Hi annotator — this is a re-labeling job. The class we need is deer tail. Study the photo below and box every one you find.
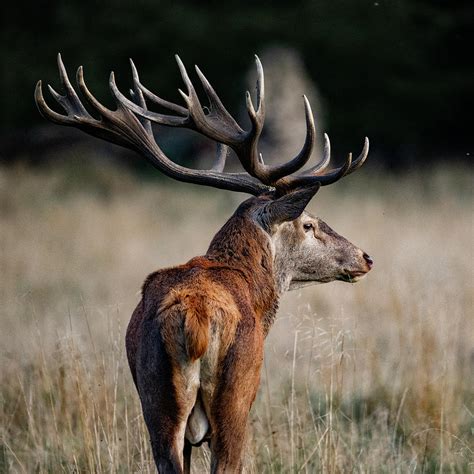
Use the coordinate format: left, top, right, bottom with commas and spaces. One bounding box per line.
183, 294, 210, 361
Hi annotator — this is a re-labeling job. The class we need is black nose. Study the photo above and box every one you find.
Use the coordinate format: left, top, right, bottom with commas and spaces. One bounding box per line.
363, 253, 374, 268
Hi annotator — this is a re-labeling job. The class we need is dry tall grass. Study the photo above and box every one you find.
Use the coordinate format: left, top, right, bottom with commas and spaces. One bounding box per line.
0, 162, 472, 472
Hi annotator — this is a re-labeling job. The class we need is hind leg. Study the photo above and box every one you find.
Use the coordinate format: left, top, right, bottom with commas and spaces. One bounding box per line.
137, 318, 199, 473
208, 321, 264, 473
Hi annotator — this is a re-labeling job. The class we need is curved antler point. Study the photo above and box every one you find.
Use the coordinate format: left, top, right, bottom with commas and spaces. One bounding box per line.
76, 67, 84, 85
346, 152, 353, 169
109, 71, 118, 89
245, 90, 256, 116
323, 133, 331, 149
56, 52, 64, 67
254, 55, 264, 73
56, 53, 66, 70
129, 59, 140, 84
34, 80, 45, 103
360, 137, 370, 156
303, 96, 313, 118
178, 88, 189, 101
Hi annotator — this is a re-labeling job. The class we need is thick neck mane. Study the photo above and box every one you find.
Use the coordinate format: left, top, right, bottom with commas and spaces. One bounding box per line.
204, 204, 279, 333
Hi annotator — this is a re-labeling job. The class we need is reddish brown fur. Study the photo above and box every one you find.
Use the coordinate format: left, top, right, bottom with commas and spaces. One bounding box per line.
158, 271, 241, 362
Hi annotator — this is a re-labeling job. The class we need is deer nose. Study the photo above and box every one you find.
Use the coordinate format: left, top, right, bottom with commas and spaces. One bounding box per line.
363, 253, 374, 268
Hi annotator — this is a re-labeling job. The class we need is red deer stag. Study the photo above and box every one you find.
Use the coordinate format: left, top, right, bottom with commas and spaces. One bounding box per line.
35, 54, 373, 473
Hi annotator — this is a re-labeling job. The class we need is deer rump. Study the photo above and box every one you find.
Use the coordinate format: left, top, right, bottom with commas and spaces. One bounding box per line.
133, 264, 245, 446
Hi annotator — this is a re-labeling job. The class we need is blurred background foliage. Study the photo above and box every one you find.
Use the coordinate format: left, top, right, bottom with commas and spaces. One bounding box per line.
1, 0, 472, 169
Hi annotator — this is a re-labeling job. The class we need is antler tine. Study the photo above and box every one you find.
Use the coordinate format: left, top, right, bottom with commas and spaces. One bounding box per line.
175, 55, 198, 103
244, 56, 265, 131
263, 95, 316, 181
254, 55, 264, 113
127, 60, 153, 136
239, 56, 266, 179
76, 65, 115, 120
345, 137, 369, 175
55, 53, 91, 117
305, 133, 331, 175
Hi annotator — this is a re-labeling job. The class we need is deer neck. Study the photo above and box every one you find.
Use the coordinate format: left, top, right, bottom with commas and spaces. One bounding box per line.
271, 229, 297, 295
206, 213, 279, 334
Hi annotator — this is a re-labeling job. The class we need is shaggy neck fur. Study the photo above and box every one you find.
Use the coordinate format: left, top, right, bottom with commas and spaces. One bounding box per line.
206, 205, 279, 334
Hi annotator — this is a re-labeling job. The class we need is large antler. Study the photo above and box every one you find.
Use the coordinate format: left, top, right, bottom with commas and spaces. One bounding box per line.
35, 54, 369, 196
35, 54, 270, 195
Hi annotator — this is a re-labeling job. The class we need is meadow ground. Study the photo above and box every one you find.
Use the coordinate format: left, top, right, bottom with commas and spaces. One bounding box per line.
0, 162, 472, 472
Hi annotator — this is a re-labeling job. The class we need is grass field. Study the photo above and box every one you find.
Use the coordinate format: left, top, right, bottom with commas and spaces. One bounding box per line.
0, 161, 472, 472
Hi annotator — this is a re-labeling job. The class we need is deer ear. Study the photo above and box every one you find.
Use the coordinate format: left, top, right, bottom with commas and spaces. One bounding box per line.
265, 184, 321, 225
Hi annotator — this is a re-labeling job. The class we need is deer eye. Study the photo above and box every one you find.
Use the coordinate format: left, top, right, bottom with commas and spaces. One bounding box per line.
303, 223, 314, 232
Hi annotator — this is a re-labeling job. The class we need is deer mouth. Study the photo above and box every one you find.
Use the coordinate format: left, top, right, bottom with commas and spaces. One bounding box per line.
337, 270, 369, 283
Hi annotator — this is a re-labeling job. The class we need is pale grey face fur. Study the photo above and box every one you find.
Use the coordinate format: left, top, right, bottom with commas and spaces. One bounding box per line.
269, 210, 373, 294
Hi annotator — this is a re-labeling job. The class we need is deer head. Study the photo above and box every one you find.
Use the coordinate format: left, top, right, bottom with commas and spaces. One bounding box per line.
268, 206, 373, 292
